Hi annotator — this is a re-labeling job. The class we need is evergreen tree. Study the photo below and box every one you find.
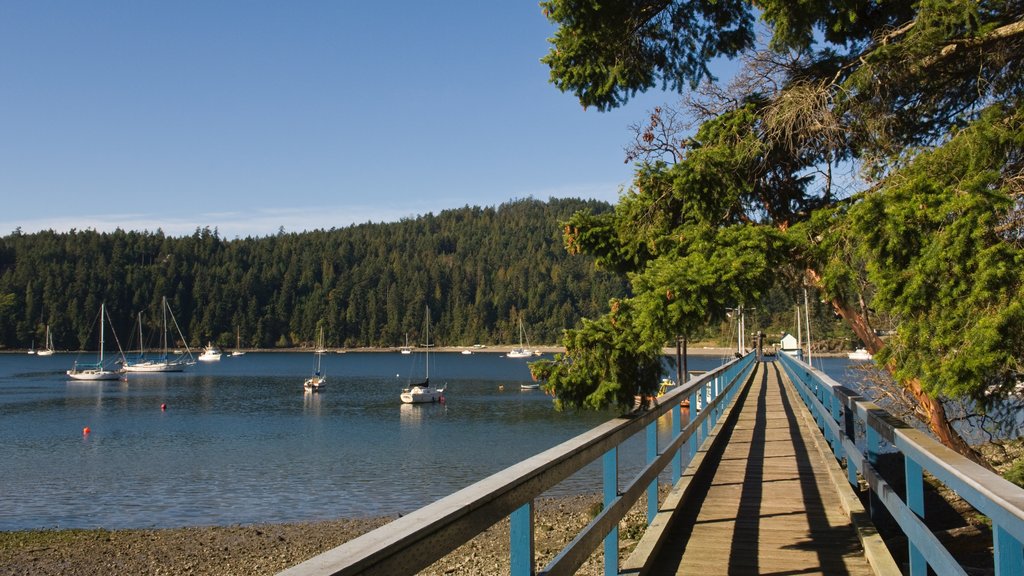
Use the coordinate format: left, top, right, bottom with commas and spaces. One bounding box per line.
537, 0, 1024, 460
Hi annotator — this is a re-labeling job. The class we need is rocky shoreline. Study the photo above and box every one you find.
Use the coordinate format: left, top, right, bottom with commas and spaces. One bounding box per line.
0, 493, 651, 576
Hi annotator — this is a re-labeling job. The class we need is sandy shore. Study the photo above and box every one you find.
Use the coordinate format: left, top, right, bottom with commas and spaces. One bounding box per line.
0, 493, 654, 576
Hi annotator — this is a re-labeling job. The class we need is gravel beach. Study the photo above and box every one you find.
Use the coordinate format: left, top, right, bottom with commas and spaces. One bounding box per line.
0, 493, 651, 576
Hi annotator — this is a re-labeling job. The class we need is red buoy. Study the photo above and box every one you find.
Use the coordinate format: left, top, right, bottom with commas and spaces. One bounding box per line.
161, 403, 167, 411
82, 426, 90, 435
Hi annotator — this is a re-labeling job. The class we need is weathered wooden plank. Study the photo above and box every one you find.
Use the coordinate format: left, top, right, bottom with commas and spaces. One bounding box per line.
646, 362, 877, 576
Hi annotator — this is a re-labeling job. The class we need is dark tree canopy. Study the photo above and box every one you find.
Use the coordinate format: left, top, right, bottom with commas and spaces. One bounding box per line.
0, 198, 626, 353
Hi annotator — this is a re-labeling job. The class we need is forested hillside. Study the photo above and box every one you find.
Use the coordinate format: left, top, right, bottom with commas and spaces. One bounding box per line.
0, 198, 628, 351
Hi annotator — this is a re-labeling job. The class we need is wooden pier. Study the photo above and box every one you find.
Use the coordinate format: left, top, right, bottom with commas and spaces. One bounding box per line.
280, 351, 1024, 576
632, 361, 890, 575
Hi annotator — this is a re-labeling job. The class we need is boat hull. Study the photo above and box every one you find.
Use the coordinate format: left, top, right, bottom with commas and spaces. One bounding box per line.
198, 347, 222, 362
67, 369, 121, 381
400, 386, 443, 403
123, 361, 190, 373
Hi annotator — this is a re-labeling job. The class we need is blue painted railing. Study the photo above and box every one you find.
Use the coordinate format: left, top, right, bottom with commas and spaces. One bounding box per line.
778, 352, 1024, 576
278, 352, 756, 576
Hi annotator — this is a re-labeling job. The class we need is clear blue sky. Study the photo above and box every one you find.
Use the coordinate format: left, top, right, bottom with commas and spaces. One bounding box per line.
1, 2, 675, 238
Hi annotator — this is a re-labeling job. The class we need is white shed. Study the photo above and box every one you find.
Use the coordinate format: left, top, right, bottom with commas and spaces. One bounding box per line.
780, 333, 799, 351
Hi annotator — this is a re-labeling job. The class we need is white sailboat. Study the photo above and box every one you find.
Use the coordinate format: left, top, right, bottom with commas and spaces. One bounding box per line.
506, 316, 533, 358
400, 309, 444, 403
400, 333, 412, 354
304, 327, 326, 392
36, 325, 55, 356
230, 328, 246, 357
123, 298, 195, 372
67, 303, 124, 381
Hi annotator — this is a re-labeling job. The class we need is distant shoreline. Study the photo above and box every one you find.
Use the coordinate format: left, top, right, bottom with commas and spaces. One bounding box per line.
2, 345, 851, 357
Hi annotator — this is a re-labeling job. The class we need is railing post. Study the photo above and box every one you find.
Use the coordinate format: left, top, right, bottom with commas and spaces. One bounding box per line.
866, 425, 883, 522
647, 420, 658, 523
813, 377, 825, 429
672, 402, 682, 483
713, 376, 722, 424
905, 457, 926, 576
995, 524, 1024, 575
701, 382, 710, 439
689, 389, 699, 453
510, 501, 535, 576
844, 401, 859, 489
603, 448, 618, 576
829, 395, 842, 459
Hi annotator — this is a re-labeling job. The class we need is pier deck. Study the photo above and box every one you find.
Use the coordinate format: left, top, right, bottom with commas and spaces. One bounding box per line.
644, 361, 877, 575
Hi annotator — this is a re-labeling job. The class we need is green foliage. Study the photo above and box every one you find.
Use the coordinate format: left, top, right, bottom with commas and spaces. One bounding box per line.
540, 0, 755, 110
1006, 458, 1024, 488
629, 224, 789, 342
0, 199, 627, 351
531, 298, 662, 412
849, 106, 1024, 401
542, 0, 1024, 433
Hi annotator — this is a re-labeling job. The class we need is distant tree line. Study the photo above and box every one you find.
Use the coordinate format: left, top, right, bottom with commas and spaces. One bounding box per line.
0, 198, 629, 351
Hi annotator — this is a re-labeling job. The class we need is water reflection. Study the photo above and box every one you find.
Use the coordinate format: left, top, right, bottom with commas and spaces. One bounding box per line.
302, 389, 322, 416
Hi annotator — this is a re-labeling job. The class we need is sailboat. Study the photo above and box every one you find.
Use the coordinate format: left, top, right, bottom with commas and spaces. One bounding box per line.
400, 333, 412, 354
400, 309, 444, 403
506, 316, 533, 358
67, 303, 124, 381
230, 327, 246, 357
123, 297, 195, 372
304, 327, 326, 392
36, 325, 55, 356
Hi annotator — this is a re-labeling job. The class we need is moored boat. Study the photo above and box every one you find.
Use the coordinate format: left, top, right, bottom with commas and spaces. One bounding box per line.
198, 343, 223, 362
304, 327, 326, 392
506, 316, 533, 358
67, 303, 124, 381
848, 348, 873, 361
36, 325, 55, 357
230, 327, 246, 357
400, 308, 444, 403
123, 298, 194, 373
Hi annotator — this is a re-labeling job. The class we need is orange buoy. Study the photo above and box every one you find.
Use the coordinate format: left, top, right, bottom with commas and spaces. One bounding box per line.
82, 426, 90, 435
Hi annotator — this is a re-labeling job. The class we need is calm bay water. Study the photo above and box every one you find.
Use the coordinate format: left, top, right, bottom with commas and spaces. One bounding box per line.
0, 351, 865, 531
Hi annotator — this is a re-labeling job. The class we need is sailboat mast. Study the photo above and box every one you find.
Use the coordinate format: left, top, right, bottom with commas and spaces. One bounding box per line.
137, 314, 144, 356
99, 303, 106, 365
162, 297, 169, 354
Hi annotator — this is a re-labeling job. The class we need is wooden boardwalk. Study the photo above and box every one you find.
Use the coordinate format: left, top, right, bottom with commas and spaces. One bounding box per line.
645, 361, 877, 575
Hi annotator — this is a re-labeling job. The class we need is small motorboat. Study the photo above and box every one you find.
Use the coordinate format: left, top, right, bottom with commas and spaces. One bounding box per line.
198, 342, 222, 362
848, 348, 873, 361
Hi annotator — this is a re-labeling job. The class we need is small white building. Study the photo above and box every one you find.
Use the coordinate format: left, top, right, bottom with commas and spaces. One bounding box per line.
780, 333, 802, 358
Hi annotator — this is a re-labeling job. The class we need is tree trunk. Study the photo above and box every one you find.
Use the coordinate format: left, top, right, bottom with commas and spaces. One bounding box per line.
826, 292, 990, 469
